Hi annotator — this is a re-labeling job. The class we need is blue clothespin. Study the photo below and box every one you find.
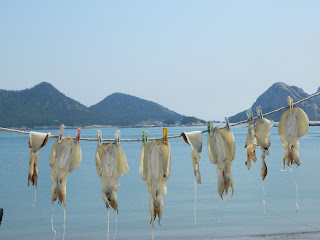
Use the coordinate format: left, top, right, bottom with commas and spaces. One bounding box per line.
207, 121, 213, 136
115, 130, 120, 145
142, 130, 148, 144
225, 117, 230, 129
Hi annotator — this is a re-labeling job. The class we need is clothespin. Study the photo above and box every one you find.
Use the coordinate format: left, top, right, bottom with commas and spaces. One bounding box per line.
287, 96, 293, 110
142, 130, 148, 144
207, 121, 213, 136
256, 106, 263, 118
115, 130, 120, 145
246, 109, 253, 121
58, 124, 65, 143
163, 127, 168, 145
96, 130, 103, 146
76, 128, 81, 143
225, 117, 230, 129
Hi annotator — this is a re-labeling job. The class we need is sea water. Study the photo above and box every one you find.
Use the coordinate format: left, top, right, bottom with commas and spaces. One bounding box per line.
0, 126, 319, 240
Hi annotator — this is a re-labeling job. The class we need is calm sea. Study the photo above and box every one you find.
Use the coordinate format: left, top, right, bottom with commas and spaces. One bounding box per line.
0, 126, 319, 240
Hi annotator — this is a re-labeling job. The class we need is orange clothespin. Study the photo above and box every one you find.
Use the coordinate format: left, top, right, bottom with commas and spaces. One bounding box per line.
58, 124, 65, 143
76, 128, 81, 143
163, 127, 168, 145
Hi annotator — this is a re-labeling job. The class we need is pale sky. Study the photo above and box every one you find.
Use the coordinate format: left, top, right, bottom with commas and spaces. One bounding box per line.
1, 0, 320, 121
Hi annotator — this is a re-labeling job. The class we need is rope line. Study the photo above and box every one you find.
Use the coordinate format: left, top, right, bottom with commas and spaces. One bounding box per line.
0, 91, 319, 142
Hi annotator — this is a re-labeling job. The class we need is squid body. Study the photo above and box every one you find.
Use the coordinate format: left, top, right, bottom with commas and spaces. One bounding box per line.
95, 142, 129, 213
208, 127, 235, 198
255, 116, 273, 180
278, 98, 309, 168
28, 131, 51, 187
49, 134, 82, 206
139, 140, 171, 227
181, 131, 202, 184
244, 119, 257, 170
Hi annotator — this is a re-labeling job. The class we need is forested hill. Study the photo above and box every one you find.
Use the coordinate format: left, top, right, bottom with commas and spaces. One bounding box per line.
0, 82, 110, 127
89, 92, 184, 126
0, 82, 198, 128
229, 82, 320, 122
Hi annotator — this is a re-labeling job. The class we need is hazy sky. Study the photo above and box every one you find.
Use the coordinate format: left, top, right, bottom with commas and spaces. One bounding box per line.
1, 1, 320, 121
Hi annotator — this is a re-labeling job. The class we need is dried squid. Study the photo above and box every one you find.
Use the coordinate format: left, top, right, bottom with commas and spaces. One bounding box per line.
95, 130, 129, 213
28, 131, 51, 187
255, 107, 273, 180
139, 139, 171, 228
244, 110, 257, 170
278, 97, 309, 168
49, 129, 82, 206
181, 131, 202, 184
207, 126, 235, 198
181, 131, 202, 224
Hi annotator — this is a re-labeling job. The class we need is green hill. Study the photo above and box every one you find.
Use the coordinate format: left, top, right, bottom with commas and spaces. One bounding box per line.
0, 82, 110, 127
229, 82, 320, 122
0, 82, 194, 127
89, 92, 184, 125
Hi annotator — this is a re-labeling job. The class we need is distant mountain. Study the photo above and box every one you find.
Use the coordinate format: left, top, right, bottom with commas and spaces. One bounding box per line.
229, 82, 320, 122
0, 82, 192, 127
90, 92, 184, 125
0, 82, 109, 127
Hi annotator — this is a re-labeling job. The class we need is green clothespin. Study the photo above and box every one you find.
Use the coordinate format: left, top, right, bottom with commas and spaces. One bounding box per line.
142, 130, 148, 144
207, 121, 213, 136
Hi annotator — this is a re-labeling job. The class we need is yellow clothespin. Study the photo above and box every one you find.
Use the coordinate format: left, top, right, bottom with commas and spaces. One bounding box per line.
76, 128, 81, 143
58, 124, 65, 143
287, 96, 293, 110
142, 130, 148, 144
115, 130, 120, 145
163, 127, 168, 145
96, 130, 103, 146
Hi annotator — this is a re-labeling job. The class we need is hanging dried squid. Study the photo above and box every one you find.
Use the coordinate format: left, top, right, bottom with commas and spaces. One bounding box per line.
207, 122, 235, 198
244, 110, 257, 170
278, 97, 309, 169
181, 131, 202, 184
28, 131, 51, 187
49, 129, 82, 206
255, 107, 273, 180
95, 130, 129, 213
139, 139, 171, 228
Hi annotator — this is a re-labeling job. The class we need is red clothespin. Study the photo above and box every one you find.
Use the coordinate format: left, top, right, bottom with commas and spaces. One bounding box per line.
76, 128, 81, 143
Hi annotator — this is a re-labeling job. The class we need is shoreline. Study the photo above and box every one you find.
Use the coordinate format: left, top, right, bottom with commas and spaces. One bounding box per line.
6, 121, 320, 131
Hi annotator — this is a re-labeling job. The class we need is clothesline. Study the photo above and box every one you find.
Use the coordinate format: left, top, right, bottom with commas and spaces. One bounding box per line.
0, 91, 319, 142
